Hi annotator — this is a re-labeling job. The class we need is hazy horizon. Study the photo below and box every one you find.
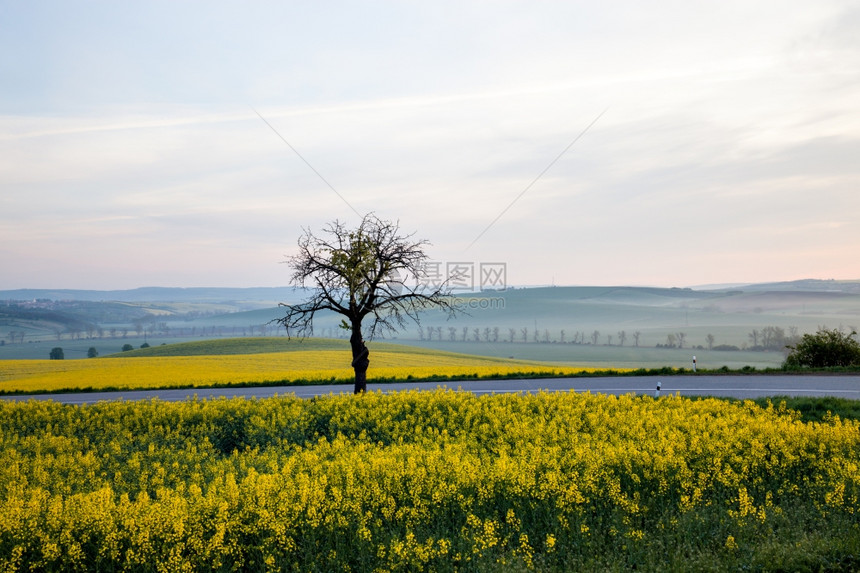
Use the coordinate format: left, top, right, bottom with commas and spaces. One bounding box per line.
2, 2, 858, 291
2, 278, 858, 296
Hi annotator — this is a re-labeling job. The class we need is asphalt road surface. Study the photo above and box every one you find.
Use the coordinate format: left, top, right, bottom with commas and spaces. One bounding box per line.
2, 375, 859, 405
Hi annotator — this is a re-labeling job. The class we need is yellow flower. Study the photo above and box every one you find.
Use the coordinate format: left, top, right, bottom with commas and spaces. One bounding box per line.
725, 535, 738, 550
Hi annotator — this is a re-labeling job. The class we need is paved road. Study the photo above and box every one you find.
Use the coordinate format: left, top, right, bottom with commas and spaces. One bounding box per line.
2, 375, 858, 405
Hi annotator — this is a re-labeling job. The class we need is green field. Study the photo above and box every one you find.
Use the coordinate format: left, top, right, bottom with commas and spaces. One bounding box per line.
118, 337, 785, 370
404, 340, 786, 369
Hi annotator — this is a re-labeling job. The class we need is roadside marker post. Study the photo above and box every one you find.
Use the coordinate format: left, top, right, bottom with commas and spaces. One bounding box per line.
692, 356, 697, 372
655, 381, 661, 398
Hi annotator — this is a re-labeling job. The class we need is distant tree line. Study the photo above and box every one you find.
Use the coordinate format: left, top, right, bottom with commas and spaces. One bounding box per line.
6, 331, 27, 344
1, 301, 265, 344
416, 326, 649, 346
746, 326, 802, 352
412, 324, 852, 353
5, 321, 285, 344
1, 306, 97, 342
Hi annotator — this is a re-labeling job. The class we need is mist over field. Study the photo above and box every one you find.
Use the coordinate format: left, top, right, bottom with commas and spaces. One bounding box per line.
3, 279, 859, 369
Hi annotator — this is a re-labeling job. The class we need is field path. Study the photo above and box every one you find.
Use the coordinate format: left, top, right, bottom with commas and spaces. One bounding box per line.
2, 374, 858, 404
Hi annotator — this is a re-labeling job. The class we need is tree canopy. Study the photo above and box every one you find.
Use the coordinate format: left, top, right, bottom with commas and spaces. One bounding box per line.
783, 327, 860, 368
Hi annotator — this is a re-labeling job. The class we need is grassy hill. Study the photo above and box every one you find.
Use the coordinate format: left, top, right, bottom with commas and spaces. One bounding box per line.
111, 337, 469, 358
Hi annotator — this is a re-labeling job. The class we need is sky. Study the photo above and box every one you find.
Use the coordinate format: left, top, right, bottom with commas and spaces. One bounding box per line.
1, 0, 858, 290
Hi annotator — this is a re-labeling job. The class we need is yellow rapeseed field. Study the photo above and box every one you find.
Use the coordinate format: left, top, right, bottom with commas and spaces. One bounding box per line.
0, 391, 858, 571
0, 350, 600, 393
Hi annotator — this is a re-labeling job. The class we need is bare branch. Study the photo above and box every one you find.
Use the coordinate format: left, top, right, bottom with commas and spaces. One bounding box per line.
273, 213, 461, 341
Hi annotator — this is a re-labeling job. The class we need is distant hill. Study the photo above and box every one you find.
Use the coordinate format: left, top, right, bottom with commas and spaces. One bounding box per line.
3, 279, 860, 364
4, 279, 859, 304
736, 279, 860, 294
0, 286, 304, 304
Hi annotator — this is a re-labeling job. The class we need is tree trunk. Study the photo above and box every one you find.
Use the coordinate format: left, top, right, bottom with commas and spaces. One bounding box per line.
350, 322, 369, 394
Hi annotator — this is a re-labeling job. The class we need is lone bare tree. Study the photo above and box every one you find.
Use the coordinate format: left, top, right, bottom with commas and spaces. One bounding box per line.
275, 214, 459, 393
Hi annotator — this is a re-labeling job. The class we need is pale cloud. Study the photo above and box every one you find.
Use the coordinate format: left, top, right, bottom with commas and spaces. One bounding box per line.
1, 0, 858, 289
